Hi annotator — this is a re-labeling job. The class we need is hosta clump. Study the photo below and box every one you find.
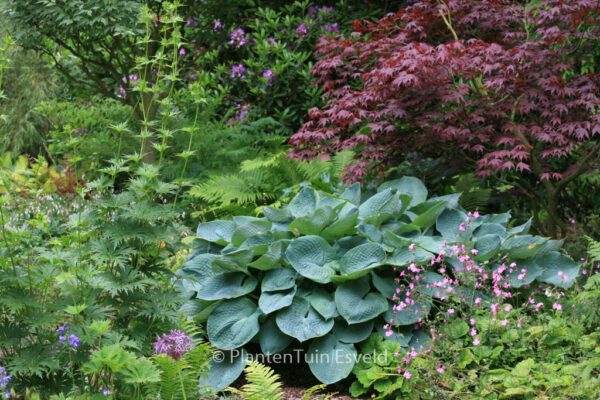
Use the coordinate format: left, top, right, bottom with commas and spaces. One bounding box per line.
176, 177, 580, 389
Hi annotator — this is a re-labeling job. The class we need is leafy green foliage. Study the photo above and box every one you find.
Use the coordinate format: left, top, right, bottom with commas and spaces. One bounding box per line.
178, 177, 580, 387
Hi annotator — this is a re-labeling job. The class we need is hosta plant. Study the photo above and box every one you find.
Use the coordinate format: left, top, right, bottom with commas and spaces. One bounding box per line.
177, 177, 580, 389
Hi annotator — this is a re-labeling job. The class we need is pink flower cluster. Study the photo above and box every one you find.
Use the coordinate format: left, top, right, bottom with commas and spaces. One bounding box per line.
153, 330, 193, 360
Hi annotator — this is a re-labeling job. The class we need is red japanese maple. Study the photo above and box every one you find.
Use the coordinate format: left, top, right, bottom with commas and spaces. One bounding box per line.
290, 0, 600, 235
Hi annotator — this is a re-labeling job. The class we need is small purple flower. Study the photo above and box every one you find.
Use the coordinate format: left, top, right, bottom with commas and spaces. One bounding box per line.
268, 37, 276, 45
118, 85, 127, 97
296, 23, 309, 37
57, 325, 68, 335
179, 47, 187, 57
68, 334, 80, 348
153, 330, 193, 360
229, 28, 247, 48
3, 390, 9, 399
213, 20, 223, 31
262, 69, 275, 85
323, 22, 339, 33
0, 367, 11, 389
232, 103, 249, 122
102, 387, 110, 396
231, 64, 246, 79
186, 18, 197, 28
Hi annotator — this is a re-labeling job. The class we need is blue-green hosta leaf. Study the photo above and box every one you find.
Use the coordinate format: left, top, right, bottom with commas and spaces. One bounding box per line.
258, 317, 293, 355
412, 236, 446, 253
371, 271, 397, 299
502, 235, 548, 259
276, 297, 334, 342
410, 201, 447, 228
261, 267, 297, 292
479, 212, 511, 226
378, 176, 427, 207
536, 251, 580, 288
289, 187, 318, 218
358, 223, 383, 243
307, 335, 357, 384
508, 218, 532, 235
181, 253, 219, 279
358, 189, 394, 223
333, 320, 374, 344
263, 206, 291, 223
419, 271, 449, 299
409, 329, 432, 352
335, 276, 388, 324
231, 217, 272, 247
377, 326, 413, 347
259, 287, 296, 314
474, 234, 502, 262
179, 299, 220, 323
197, 272, 258, 301
337, 243, 386, 279
387, 247, 434, 266
207, 298, 261, 350
240, 234, 274, 255
321, 206, 359, 241
341, 182, 361, 206
536, 239, 565, 256
213, 248, 253, 273
428, 193, 461, 209
474, 223, 508, 239
197, 220, 235, 245
308, 288, 338, 319
384, 295, 431, 326
285, 236, 336, 283
250, 240, 289, 271
199, 349, 247, 392
436, 209, 471, 242
289, 206, 337, 236
504, 259, 543, 288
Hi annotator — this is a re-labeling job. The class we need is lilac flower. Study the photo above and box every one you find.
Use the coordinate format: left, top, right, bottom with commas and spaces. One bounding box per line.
231, 64, 246, 79
68, 334, 80, 349
229, 28, 247, 47
153, 330, 193, 360
296, 23, 309, 37
186, 18, 197, 28
213, 20, 223, 31
232, 103, 249, 122
179, 47, 187, 57
268, 37, 276, 45
0, 367, 11, 389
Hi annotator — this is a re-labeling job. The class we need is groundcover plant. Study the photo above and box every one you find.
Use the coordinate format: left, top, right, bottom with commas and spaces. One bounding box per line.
176, 177, 580, 389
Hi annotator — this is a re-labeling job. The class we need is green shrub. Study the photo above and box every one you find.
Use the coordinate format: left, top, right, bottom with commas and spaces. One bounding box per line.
177, 177, 580, 389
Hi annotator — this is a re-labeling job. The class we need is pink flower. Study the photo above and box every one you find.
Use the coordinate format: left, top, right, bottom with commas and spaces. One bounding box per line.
447, 308, 455, 314
470, 328, 477, 336
403, 370, 412, 379
474, 297, 482, 305
469, 318, 476, 325
553, 303, 562, 311
504, 304, 512, 312
501, 319, 509, 326
458, 223, 466, 231
408, 243, 416, 251
153, 330, 193, 359
437, 365, 445, 374
472, 337, 480, 346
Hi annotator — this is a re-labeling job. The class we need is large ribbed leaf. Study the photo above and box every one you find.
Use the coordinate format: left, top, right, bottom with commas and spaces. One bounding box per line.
502, 235, 548, 259
378, 176, 428, 206
333, 320, 374, 344
335, 276, 388, 324
537, 251, 580, 288
289, 187, 317, 218
337, 243, 386, 279
197, 220, 235, 245
261, 267, 296, 292
250, 240, 288, 271
384, 295, 431, 326
207, 298, 261, 350
285, 236, 336, 283
199, 349, 247, 392
436, 208, 471, 241
258, 317, 293, 355
259, 288, 296, 314
196, 272, 257, 301
275, 297, 334, 342
307, 335, 357, 384
307, 288, 338, 319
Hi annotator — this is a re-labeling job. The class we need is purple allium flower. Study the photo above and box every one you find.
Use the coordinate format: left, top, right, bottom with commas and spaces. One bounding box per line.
213, 20, 223, 31
268, 37, 276, 45
153, 330, 193, 360
231, 64, 246, 79
186, 18, 197, 28
229, 28, 247, 48
179, 47, 187, 57
68, 334, 80, 348
296, 23, 309, 37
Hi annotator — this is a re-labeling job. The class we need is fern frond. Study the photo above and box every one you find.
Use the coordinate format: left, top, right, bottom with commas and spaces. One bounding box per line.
302, 384, 336, 400
235, 361, 283, 400
586, 236, 600, 263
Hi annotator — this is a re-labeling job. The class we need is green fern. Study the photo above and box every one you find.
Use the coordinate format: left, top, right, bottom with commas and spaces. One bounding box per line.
453, 173, 492, 212
229, 361, 284, 400
586, 236, 600, 263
